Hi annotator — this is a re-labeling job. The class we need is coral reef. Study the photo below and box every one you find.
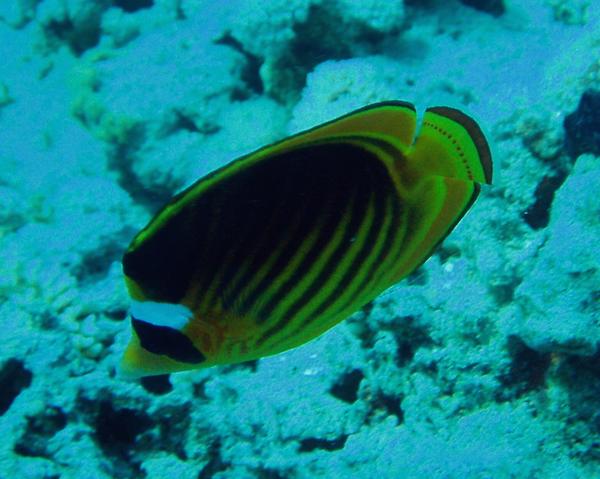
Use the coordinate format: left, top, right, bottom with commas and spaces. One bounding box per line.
564, 89, 600, 158
0, 0, 598, 477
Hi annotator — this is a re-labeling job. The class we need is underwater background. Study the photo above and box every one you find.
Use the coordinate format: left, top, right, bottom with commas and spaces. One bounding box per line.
1, 0, 599, 478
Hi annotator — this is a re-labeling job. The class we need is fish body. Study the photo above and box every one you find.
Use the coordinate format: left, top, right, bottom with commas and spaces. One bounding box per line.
121, 101, 492, 377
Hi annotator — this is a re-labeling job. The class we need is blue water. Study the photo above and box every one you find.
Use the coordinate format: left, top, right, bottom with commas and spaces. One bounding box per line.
0, 1, 599, 478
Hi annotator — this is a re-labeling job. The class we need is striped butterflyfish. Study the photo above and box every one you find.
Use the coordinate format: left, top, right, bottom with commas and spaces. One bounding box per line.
120, 101, 492, 377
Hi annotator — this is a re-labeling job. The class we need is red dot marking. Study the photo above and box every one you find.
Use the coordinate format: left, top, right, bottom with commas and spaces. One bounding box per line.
424, 121, 473, 180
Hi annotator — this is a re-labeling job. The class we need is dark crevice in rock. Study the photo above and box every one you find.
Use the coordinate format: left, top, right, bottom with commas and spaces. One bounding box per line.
38, 312, 58, 330
291, 4, 392, 67
559, 350, 600, 381
114, 0, 154, 13
291, 6, 352, 64
299, 434, 348, 453
436, 244, 462, 263
489, 279, 520, 307
78, 394, 192, 477
369, 392, 404, 425
0, 359, 33, 416
171, 110, 202, 134
166, 109, 220, 136
215, 34, 264, 98
14, 407, 67, 458
330, 369, 364, 404
582, 290, 600, 313
497, 336, 551, 401
88, 400, 150, 478
406, 267, 427, 286
109, 144, 174, 213
221, 360, 259, 374
105, 309, 128, 321
521, 173, 566, 230
101, 123, 174, 213
192, 379, 209, 400
44, 17, 101, 56
394, 317, 433, 367
360, 300, 375, 317
274, 5, 353, 102
352, 312, 432, 364
553, 351, 600, 456
198, 440, 229, 479
94, 400, 153, 458
460, 0, 505, 16
140, 374, 173, 395
259, 4, 393, 103
255, 468, 288, 479
564, 89, 600, 159
405, 0, 439, 7
156, 406, 191, 460
74, 240, 124, 283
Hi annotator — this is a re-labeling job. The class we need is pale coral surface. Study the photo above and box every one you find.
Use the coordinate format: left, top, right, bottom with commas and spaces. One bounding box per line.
0, 1, 599, 478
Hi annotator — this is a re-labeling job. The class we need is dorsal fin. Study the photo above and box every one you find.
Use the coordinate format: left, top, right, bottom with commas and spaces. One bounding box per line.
281, 101, 417, 150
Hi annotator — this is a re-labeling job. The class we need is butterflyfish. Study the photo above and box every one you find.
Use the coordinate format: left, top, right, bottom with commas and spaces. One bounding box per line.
120, 101, 492, 377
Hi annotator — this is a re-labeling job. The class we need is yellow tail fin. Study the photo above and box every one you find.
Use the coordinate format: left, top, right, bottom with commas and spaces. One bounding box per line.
406, 106, 492, 185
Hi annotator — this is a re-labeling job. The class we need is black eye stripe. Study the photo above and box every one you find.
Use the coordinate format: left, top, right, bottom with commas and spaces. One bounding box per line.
132, 317, 205, 365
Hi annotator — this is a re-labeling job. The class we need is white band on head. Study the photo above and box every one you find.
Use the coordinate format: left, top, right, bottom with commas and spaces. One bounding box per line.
130, 300, 193, 331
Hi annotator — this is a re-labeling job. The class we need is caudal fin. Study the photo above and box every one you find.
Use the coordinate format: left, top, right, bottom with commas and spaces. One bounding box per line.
407, 106, 492, 185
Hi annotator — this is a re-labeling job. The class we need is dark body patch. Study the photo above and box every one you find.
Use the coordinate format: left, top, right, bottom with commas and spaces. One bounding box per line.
122, 142, 399, 318
132, 318, 205, 364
